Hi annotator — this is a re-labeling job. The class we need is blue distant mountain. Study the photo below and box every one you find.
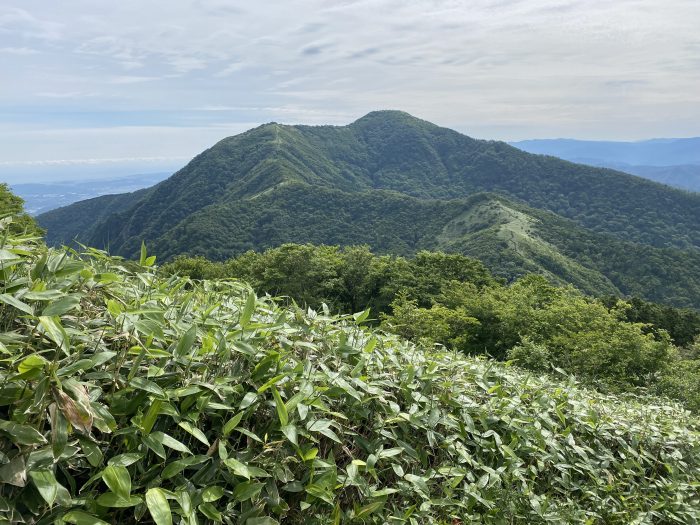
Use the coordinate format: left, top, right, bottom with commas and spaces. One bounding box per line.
510, 137, 700, 166
510, 137, 700, 192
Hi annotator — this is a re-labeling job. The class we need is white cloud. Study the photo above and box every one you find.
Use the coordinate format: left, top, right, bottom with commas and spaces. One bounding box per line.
108, 75, 162, 85
0, 46, 39, 55
0, 0, 699, 175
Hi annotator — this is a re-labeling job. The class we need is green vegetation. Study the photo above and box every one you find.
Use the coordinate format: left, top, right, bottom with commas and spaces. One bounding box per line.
0, 183, 43, 237
599, 295, 700, 347
38, 111, 700, 308
36, 186, 153, 248
163, 243, 700, 412
2, 220, 700, 524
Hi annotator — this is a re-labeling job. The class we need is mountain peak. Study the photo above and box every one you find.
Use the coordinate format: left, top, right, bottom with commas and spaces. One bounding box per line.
351, 110, 433, 128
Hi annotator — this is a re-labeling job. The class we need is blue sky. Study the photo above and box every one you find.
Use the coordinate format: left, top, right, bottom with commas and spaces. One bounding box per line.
1, 0, 699, 182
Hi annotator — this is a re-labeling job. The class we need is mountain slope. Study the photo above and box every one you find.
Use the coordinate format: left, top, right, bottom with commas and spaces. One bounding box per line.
511, 137, 700, 166
511, 137, 700, 192
620, 164, 700, 192
37, 111, 700, 307
37, 186, 155, 247
3, 219, 700, 523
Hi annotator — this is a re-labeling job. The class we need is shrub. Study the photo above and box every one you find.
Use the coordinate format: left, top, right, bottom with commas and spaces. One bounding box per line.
0, 222, 699, 524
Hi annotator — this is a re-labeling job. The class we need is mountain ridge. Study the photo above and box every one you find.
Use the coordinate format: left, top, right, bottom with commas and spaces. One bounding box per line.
38, 111, 700, 307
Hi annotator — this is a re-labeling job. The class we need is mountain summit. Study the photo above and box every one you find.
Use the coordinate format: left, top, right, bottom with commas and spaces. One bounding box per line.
38, 111, 700, 307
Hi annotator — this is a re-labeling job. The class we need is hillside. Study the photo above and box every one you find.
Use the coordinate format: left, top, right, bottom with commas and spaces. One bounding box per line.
511, 137, 700, 192
37, 186, 155, 248
12, 173, 170, 215
1, 217, 699, 523
511, 137, 700, 166
38, 111, 700, 307
620, 164, 700, 192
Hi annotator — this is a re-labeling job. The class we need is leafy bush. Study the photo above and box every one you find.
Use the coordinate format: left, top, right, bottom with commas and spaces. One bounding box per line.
165, 246, 700, 410
506, 338, 551, 371
1, 222, 700, 524
0, 183, 43, 237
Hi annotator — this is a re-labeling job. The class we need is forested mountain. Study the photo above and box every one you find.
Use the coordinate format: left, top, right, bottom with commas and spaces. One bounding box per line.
38, 111, 700, 307
617, 164, 700, 192
511, 137, 700, 192
4, 162, 700, 524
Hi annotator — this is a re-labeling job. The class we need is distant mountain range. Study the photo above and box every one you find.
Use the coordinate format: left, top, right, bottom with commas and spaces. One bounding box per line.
11, 173, 171, 215
38, 111, 700, 308
511, 137, 700, 192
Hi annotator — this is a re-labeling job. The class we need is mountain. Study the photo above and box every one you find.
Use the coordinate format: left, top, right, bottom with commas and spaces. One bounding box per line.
510, 137, 700, 166
617, 164, 700, 192
573, 162, 700, 193
38, 111, 700, 307
511, 137, 700, 192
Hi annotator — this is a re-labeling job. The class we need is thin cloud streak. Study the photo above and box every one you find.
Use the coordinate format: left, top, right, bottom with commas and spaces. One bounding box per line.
0, 156, 191, 167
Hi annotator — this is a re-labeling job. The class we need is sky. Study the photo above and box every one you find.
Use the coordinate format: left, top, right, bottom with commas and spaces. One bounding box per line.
1, 0, 699, 183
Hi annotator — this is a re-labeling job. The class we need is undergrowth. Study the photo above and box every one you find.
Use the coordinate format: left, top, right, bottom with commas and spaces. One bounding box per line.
0, 219, 699, 524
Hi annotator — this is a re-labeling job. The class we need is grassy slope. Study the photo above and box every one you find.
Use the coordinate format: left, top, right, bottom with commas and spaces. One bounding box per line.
435, 197, 621, 296
1, 222, 699, 524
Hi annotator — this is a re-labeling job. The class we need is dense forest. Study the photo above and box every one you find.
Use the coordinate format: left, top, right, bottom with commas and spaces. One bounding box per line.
38, 112, 700, 309
163, 243, 700, 412
1, 188, 700, 523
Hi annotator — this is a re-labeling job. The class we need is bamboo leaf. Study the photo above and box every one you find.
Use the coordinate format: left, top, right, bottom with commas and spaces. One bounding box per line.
17, 353, 48, 379
146, 488, 173, 525
233, 481, 264, 502
178, 421, 210, 446
129, 377, 166, 398
174, 325, 197, 358
42, 295, 81, 317
62, 510, 110, 525
96, 493, 142, 507
29, 469, 59, 506
38, 315, 69, 354
0, 419, 47, 445
0, 293, 33, 315
102, 465, 131, 500
223, 411, 244, 435
0, 455, 26, 487
271, 387, 288, 427
239, 291, 256, 328
151, 431, 192, 454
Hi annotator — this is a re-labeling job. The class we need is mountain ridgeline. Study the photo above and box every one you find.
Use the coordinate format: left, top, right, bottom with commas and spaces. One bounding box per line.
38, 111, 700, 307
511, 137, 700, 192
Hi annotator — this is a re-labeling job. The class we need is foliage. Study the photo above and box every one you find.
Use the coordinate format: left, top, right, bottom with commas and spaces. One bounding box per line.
655, 355, 700, 413
389, 276, 676, 393
380, 293, 480, 352
0, 183, 43, 237
162, 243, 700, 410
1, 222, 700, 523
600, 295, 700, 347
164, 245, 497, 316
38, 111, 700, 308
